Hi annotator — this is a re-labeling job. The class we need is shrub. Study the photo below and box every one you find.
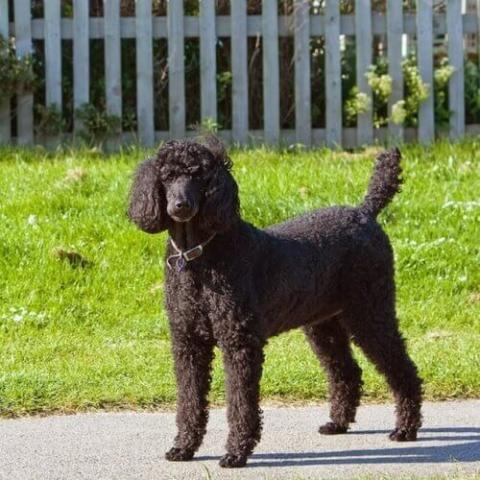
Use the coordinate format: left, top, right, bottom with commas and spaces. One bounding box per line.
0, 35, 38, 102
75, 104, 122, 145
400, 56, 430, 127
34, 104, 66, 137
345, 87, 370, 125
366, 58, 392, 127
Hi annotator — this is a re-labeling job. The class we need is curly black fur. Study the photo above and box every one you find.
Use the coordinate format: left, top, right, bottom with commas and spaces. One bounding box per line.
128, 138, 422, 468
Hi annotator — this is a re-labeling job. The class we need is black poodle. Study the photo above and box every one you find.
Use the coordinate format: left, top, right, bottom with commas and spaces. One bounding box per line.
128, 137, 422, 468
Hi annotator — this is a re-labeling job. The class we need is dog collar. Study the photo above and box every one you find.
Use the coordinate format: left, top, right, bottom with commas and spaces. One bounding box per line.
167, 234, 216, 271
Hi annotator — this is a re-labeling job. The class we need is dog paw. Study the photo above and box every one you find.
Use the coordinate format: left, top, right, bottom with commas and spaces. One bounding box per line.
165, 447, 194, 462
319, 422, 348, 435
219, 453, 247, 468
389, 428, 417, 442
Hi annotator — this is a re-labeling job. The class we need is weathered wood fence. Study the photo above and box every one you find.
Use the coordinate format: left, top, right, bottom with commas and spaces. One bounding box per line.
1, 1, 480, 148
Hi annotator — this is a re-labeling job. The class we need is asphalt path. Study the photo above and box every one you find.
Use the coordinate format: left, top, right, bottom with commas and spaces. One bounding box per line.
1, 401, 479, 479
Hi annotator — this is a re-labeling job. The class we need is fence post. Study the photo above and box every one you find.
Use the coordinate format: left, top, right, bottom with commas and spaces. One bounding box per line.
325, 0, 342, 148
477, 0, 480, 65
0, 0, 10, 143
44, 0, 62, 145
14, 0, 34, 145
417, 0, 434, 143
355, 0, 373, 147
262, 0, 280, 145
136, 0, 155, 147
387, 0, 404, 143
168, 0, 186, 139
104, 0, 122, 136
199, 0, 217, 125
447, 0, 465, 139
73, 0, 89, 134
294, 0, 311, 146
231, 0, 248, 144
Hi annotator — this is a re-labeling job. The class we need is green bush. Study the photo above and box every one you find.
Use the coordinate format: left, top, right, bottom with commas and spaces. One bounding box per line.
0, 36, 38, 102
34, 104, 67, 137
74, 104, 122, 145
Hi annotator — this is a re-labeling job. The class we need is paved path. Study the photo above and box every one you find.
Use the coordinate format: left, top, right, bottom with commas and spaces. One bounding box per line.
0, 401, 479, 480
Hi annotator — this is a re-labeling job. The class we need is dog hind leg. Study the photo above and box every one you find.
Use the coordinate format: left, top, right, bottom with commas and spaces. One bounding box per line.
343, 301, 423, 441
304, 317, 363, 434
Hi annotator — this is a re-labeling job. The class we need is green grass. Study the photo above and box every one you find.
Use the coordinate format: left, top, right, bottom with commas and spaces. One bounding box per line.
0, 140, 479, 415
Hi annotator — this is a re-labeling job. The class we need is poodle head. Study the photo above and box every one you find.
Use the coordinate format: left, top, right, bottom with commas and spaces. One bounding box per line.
128, 136, 240, 234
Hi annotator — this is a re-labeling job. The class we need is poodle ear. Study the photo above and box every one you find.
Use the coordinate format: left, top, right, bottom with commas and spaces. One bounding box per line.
201, 167, 239, 233
128, 158, 168, 234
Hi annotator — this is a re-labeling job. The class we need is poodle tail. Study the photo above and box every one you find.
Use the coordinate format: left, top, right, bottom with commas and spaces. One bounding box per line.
360, 147, 402, 217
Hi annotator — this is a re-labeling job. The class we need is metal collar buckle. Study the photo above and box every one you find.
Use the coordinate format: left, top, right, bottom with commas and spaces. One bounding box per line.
183, 245, 204, 261
166, 234, 216, 271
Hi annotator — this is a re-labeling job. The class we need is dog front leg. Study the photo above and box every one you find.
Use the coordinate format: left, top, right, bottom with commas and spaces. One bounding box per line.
165, 336, 214, 462
219, 341, 264, 468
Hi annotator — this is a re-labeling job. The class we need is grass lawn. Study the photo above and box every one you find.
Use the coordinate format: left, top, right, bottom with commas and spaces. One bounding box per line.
0, 140, 479, 416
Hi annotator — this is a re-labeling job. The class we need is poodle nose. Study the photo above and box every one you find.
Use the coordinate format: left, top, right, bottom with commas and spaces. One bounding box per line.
175, 200, 190, 210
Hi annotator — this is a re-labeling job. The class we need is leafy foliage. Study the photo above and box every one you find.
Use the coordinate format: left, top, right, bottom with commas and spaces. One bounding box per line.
345, 87, 370, 125
464, 60, 480, 124
34, 104, 67, 137
347, 55, 461, 129
366, 58, 392, 127
0, 36, 38, 102
434, 59, 456, 129
401, 56, 430, 126
74, 104, 122, 145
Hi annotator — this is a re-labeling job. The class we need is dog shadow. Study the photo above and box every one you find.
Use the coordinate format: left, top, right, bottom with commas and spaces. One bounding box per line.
197, 427, 480, 468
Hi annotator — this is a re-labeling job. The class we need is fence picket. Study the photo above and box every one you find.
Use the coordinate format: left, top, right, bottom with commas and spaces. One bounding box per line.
44, 0, 62, 110
104, 0, 122, 122
168, 0, 186, 138
0, 0, 10, 143
417, 0, 435, 143
231, 0, 248, 144
325, 0, 342, 148
387, 0, 404, 142
73, 0, 89, 133
136, 0, 155, 147
199, 0, 217, 124
447, 0, 465, 139
14, 0, 34, 144
294, 0, 311, 146
262, 0, 280, 145
478, 0, 480, 62
355, 0, 373, 146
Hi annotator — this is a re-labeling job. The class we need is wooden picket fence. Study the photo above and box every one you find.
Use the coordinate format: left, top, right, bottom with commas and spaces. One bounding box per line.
1, 0, 480, 148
